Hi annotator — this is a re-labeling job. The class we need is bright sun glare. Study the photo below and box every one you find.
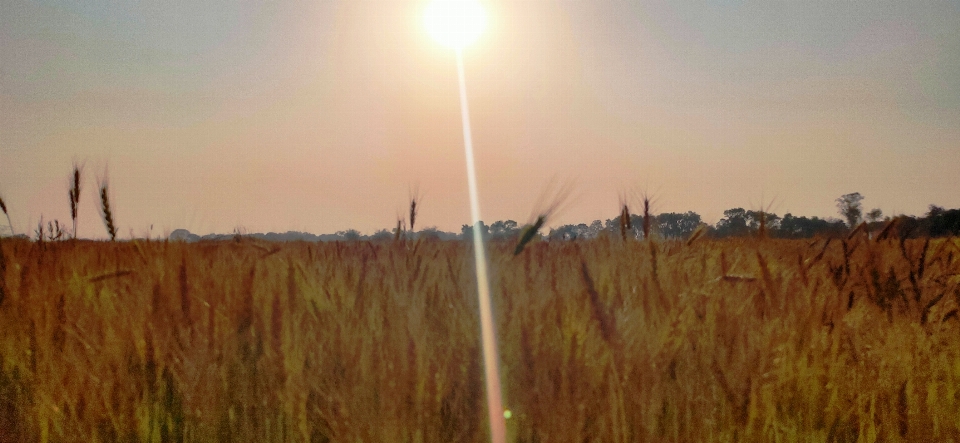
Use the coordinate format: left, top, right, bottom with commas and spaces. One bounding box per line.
424, 0, 487, 49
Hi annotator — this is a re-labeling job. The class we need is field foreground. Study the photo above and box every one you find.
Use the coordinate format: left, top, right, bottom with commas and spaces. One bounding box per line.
1, 236, 960, 442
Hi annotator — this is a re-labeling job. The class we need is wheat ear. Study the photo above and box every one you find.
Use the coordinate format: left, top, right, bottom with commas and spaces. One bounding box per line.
69, 164, 82, 239
514, 179, 575, 255
99, 181, 117, 241
641, 193, 652, 240
0, 196, 13, 236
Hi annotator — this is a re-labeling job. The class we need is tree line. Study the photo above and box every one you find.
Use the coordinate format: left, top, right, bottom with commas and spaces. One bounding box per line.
156, 193, 958, 243
461, 192, 960, 241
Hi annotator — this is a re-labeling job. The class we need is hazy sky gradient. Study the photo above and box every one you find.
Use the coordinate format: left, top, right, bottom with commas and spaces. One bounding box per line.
2, 0, 959, 237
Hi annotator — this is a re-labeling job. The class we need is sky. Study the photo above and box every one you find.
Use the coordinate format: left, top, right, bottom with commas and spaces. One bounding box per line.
2, 0, 959, 238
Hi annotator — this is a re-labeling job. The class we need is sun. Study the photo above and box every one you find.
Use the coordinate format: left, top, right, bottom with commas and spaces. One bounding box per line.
424, 0, 487, 50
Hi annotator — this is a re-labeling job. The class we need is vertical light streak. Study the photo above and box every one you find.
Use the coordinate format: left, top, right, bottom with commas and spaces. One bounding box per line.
456, 48, 506, 443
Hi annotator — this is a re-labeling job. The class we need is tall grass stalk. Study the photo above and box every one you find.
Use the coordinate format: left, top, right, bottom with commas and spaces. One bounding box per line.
619, 204, 631, 242
0, 230, 5, 305
686, 224, 706, 246
875, 218, 899, 241
99, 178, 117, 241
0, 195, 12, 236
640, 192, 652, 240
409, 186, 421, 234
394, 217, 405, 243
758, 210, 767, 239
514, 180, 574, 255
69, 163, 82, 239
34, 216, 44, 243
756, 197, 776, 240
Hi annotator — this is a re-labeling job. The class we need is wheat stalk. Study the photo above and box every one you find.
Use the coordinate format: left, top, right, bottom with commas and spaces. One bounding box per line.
686, 224, 706, 246
394, 216, 405, 243
640, 192, 652, 240
620, 205, 631, 241
99, 179, 117, 241
617, 191, 632, 243
409, 185, 421, 234
755, 196, 777, 239
69, 163, 83, 239
846, 221, 868, 240
514, 216, 545, 255
514, 179, 575, 255
0, 225, 6, 304
34, 216, 45, 243
616, 191, 632, 242
580, 260, 617, 345
758, 211, 767, 239
0, 195, 13, 236
409, 199, 418, 234
874, 217, 899, 242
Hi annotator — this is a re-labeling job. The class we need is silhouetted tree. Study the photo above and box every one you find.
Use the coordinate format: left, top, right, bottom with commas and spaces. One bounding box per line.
925, 205, 960, 237
836, 192, 864, 228
775, 214, 848, 238
460, 221, 491, 241
603, 217, 620, 233
745, 210, 780, 234
866, 208, 884, 223
714, 208, 750, 238
417, 226, 453, 241
588, 220, 604, 238
335, 229, 362, 241
548, 224, 577, 240
548, 223, 595, 240
656, 212, 703, 238
893, 215, 922, 238
601, 214, 646, 239
369, 229, 393, 242
488, 220, 520, 239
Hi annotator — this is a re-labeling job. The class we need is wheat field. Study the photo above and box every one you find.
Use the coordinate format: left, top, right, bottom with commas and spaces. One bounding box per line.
1, 235, 959, 442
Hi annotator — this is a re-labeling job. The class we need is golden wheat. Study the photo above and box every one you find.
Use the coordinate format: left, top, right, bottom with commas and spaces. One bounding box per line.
0, 236, 958, 441
98, 180, 117, 241
514, 180, 574, 255
0, 195, 12, 236
69, 164, 82, 239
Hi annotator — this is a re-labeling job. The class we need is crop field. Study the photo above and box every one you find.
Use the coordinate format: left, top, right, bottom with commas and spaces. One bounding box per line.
1, 235, 960, 442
